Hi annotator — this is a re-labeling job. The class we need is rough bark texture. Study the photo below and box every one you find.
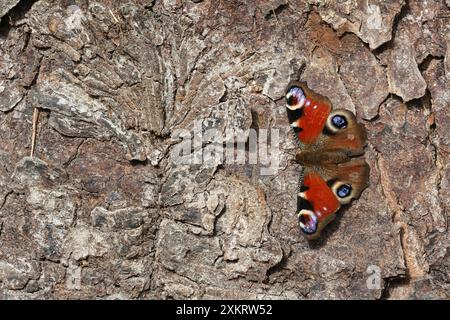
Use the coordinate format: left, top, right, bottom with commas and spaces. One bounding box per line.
0, 0, 448, 299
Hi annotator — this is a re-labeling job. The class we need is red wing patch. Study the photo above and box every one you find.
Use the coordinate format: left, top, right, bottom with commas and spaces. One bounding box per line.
296, 99, 331, 144
302, 171, 340, 221
285, 82, 332, 145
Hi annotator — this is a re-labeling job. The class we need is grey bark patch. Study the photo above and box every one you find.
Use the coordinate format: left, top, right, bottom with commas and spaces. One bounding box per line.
0, 0, 21, 22
307, 0, 405, 50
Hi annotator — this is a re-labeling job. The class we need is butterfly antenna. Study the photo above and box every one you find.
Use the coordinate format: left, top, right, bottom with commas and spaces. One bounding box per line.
297, 166, 305, 194
298, 62, 306, 79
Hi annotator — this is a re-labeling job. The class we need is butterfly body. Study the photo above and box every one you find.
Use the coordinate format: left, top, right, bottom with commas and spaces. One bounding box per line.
285, 81, 370, 240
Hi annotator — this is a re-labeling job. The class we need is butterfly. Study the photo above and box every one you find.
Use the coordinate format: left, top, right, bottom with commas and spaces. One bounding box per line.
285, 81, 370, 240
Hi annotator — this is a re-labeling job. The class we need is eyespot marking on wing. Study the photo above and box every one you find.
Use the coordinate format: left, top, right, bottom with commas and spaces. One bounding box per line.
286, 86, 307, 110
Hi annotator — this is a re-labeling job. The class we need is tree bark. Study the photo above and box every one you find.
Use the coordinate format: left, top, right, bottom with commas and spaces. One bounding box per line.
0, 0, 448, 299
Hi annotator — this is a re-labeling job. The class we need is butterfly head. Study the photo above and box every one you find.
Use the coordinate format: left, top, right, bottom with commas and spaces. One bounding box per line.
285, 85, 307, 110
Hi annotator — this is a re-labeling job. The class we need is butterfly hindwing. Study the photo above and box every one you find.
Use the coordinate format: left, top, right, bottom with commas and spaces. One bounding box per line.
320, 158, 370, 205
319, 109, 367, 156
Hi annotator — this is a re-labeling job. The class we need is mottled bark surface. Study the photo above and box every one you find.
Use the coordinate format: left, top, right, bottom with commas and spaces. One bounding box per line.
0, 0, 448, 299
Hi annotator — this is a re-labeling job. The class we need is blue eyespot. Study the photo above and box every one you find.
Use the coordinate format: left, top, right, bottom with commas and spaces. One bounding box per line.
331, 115, 347, 129
337, 184, 352, 198
286, 86, 305, 107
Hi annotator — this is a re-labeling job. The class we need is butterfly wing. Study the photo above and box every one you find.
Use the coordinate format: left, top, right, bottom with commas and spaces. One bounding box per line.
285, 81, 370, 239
285, 81, 366, 155
285, 81, 332, 145
319, 109, 367, 156
297, 159, 370, 240
296, 170, 340, 239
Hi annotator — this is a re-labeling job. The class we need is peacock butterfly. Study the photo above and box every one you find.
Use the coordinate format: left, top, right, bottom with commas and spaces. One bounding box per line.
285, 81, 370, 240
